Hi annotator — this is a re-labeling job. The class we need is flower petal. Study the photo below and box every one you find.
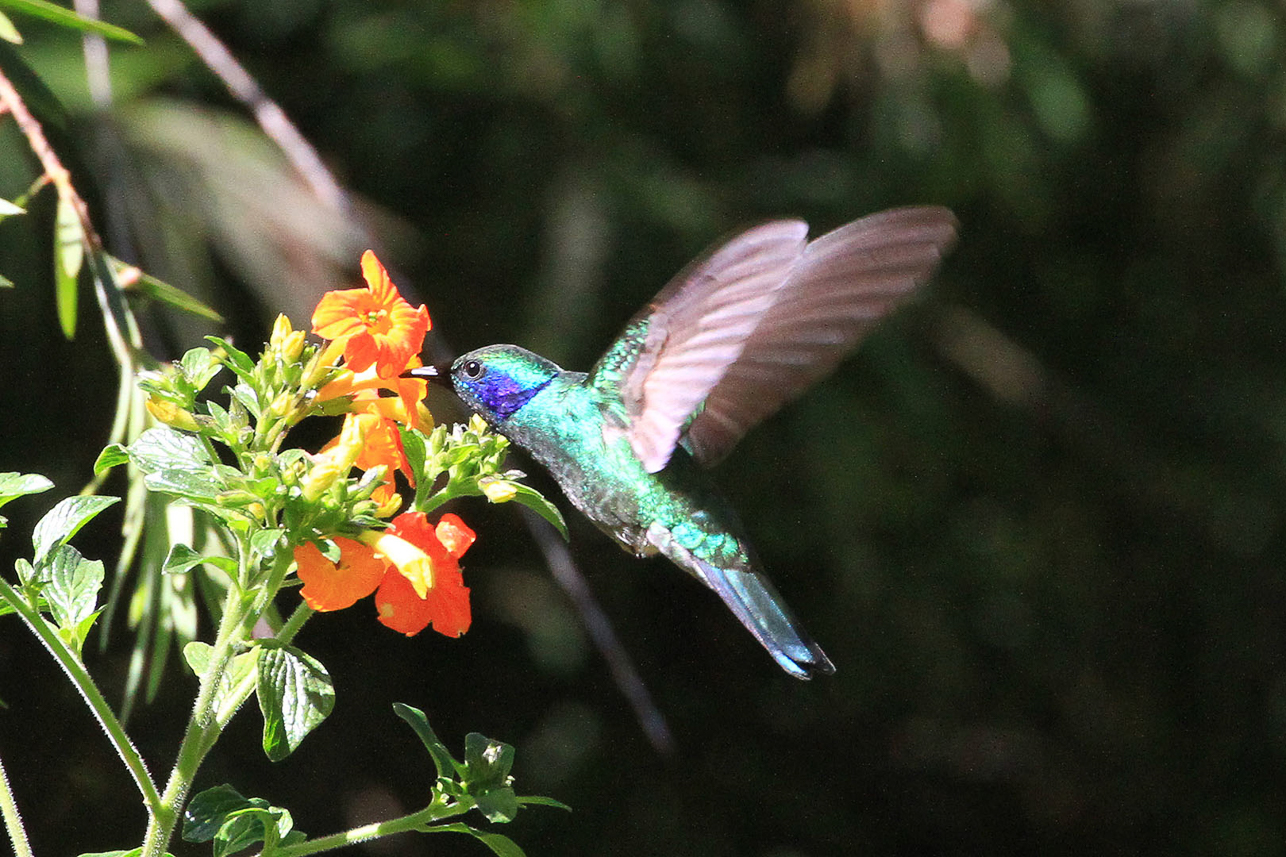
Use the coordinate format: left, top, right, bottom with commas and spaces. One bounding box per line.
295, 537, 385, 611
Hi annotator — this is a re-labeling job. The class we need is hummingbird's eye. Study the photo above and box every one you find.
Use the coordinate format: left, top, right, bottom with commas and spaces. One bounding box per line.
462, 360, 485, 380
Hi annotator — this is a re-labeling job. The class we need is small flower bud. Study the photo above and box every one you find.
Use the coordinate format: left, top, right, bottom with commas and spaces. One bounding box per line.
145, 397, 200, 432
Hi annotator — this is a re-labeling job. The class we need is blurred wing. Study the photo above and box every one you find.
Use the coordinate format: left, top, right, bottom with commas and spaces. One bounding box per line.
684, 206, 958, 466
590, 220, 810, 472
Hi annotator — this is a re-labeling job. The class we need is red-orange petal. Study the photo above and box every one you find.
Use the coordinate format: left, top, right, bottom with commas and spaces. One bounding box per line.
295, 537, 386, 611
435, 514, 476, 559
374, 562, 471, 638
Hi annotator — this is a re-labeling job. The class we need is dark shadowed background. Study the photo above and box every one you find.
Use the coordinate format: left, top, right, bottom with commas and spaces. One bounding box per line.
3, 0, 1286, 854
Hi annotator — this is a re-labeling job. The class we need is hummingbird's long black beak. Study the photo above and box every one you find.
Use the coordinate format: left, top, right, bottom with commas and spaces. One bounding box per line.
403, 363, 453, 386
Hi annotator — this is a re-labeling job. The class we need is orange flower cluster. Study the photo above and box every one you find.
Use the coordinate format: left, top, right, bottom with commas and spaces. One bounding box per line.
296, 251, 476, 638
296, 512, 476, 637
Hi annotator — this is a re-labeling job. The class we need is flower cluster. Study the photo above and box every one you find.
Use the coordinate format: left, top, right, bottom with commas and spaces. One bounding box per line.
297, 251, 474, 637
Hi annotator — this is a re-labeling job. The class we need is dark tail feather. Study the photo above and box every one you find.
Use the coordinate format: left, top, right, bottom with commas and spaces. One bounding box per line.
695, 558, 835, 679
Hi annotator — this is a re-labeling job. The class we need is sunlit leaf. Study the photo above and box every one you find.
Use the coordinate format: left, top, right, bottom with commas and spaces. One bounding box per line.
31, 495, 119, 567
0, 472, 52, 510
257, 645, 334, 761
0, 197, 24, 215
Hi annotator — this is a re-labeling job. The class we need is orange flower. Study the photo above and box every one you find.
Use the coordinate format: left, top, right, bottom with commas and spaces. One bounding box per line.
293, 512, 477, 638
312, 251, 430, 378
370, 512, 475, 637
295, 537, 386, 611
315, 363, 431, 431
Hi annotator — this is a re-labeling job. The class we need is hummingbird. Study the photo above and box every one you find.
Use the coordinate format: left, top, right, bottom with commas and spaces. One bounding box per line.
412, 206, 957, 678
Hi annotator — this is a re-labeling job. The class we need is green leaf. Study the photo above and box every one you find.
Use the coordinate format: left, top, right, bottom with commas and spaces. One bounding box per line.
0, 0, 143, 44
0, 472, 52, 509
43, 544, 104, 636
183, 784, 252, 842
517, 795, 572, 811
215, 805, 294, 857
422, 823, 527, 857
181, 783, 295, 853
464, 732, 516, 791
52, 190, 82, 339
111, 256, 223, 322
393, 702, 463, 779
144, 468, 224, 503
163, 543, 237, 576
0, 196, 24, 214
204, 336, 255, 382
127, 426, 212, 473
31, 495, 119, 567
92, 444, 130, 476
0, 271, 12, 288
183, 643, 258, 711
475, 788, 520, 823
490, 480, 569, 541
257, 645, 334, 761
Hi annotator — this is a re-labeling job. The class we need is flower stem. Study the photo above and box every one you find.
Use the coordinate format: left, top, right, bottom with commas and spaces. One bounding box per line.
0, 753, 34, 857
0, 576, 162, 815
264, 800, 471, 857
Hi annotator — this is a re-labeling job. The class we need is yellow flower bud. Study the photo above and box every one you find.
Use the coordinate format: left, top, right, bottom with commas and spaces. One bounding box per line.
145, 397, 200, 432
481, 478, 518, 503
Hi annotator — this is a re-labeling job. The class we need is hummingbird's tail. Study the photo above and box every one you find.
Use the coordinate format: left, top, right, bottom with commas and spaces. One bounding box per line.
691, 556, 836, 679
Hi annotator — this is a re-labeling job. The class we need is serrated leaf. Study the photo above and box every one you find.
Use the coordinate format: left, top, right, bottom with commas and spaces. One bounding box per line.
0, 0, 143, 44
92, 444, 130, 476
31, 495, 119, 567
393, 702, 462, 779
127, 426, 212, 473
163, 543, 237, 575
422, 823, 527, 857
53, 191, 83, 339
0, 472, 52, 508
257, 645, 334, 761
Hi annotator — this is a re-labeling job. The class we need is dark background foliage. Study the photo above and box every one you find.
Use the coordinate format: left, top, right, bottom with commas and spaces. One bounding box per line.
3, 0, 1286, 854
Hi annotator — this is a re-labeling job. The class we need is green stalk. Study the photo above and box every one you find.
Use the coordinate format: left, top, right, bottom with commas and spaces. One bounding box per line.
0, 753, 34, 857
0, 576, 161, 815
141, 573, 256, 856
265, 799, 471, 857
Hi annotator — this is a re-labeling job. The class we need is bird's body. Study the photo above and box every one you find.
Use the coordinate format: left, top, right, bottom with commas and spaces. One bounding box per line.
419, 206, 958, 678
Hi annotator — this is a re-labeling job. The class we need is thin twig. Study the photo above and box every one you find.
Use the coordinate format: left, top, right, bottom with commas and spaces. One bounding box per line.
143, 0, 351, 216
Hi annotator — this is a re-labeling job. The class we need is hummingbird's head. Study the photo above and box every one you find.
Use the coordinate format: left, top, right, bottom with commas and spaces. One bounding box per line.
445, 345, 561, 424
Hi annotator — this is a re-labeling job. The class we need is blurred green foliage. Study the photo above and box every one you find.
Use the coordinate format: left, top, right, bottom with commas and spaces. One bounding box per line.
3, 0, 1286, 855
